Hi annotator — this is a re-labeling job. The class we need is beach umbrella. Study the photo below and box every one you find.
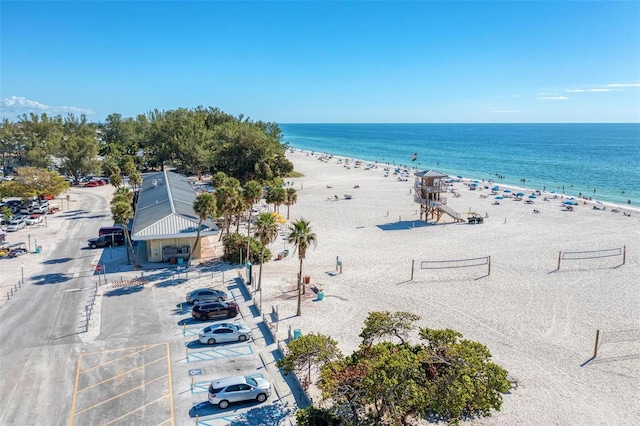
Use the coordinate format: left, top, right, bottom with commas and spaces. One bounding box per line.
516, 192, 525, 197
495, 195, 503, 200
528, 194, 537, 199
491, 186, 499, 191
563, 200, 575, 205
503, 189, 512, 193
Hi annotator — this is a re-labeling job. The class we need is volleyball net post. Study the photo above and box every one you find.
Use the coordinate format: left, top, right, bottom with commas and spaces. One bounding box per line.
593, 329, 600, 358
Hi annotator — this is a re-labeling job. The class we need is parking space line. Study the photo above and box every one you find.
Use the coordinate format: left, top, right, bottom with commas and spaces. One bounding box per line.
73, 374, 168, 416
80, 344, 164, 373
187, 345, 254, 363
68, 347, 83, 426
77, 356, 167, 393
166, 342, 175, 425
101, 394, 170, 425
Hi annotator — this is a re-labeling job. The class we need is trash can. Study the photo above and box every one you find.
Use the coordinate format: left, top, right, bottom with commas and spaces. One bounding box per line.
36, 246, 42, 254
285, 249, 290, 257
304, 275, 310, 284
277, 253, 283, 260
177, 257, 183, 265
317, 291, 324, 300
293, 329, 302, 339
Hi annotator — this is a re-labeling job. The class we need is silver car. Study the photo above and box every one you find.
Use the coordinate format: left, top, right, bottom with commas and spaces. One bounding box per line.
208, 375, 271, 409
186, 288, 227, 303
198, 322, 251, 345
6, 219, 26, 231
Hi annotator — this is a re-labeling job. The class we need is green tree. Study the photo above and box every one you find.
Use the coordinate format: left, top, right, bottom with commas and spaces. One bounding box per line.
109, 173, 123, 189
360, 311, 421, 346
214, 186, 236, 240
285, 187, 297, 219
111, 200, 135, 265
191, 193, 217, 257
304, 312, 512, 426
242, 180, 263, 260
266, 185, 286, 213
253, 212, 278, 292
16, 112, 63, 169
0, 166, 69, 199
58, 114, 100, 181
287, 219, 317, 315
277, 333, 342, 387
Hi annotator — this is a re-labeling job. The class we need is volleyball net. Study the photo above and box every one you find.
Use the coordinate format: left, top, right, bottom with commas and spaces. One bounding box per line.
414, 255, 491, 279
556, 246, 626, 270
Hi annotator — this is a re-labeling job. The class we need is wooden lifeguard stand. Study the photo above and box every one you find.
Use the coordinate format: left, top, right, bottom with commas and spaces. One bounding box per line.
414, 170, 463, 223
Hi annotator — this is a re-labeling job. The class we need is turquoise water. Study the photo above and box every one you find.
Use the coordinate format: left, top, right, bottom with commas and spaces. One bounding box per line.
280, 124, 640, 207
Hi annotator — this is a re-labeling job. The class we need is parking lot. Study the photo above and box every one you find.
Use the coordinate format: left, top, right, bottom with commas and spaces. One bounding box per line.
0, 186, 306, 425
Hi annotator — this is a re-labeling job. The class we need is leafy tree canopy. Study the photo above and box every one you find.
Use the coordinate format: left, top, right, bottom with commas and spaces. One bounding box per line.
281, 312, 511, 426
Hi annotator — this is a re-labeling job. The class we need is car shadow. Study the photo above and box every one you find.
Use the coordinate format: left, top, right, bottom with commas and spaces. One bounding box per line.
41, 257, 73, 265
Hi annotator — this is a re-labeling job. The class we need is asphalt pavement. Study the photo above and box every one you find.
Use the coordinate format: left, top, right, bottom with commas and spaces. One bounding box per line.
0, 185, 306, 425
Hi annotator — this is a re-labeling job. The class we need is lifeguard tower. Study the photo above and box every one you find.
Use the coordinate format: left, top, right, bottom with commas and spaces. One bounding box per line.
414, 170, 463, 223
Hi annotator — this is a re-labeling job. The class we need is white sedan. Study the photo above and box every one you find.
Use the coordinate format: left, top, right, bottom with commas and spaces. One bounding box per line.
25, 214, 43, 226
198, 322, 251, 345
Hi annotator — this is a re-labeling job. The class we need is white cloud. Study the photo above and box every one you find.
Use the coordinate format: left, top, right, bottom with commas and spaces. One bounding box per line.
536, 96, 570, 100
512, 94, 520, 98
606, 83, 640, 88
0, 96, 95, 117
565, 88, 611, 93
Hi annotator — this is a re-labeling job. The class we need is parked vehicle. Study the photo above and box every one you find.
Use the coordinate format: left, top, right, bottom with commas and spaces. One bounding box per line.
25, 214, 43, 225
8, 247, 27, 257
192, 301, 239, 321
208, 375, 271, 409
186, 288, 228, 303
198, 322, 251, 345
99, 226, 124, 236
88, 234, 125, 249
6, 219, 26, 231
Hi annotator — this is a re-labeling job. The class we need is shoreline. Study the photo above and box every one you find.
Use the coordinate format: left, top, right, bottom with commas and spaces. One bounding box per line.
288, 147, 640, 214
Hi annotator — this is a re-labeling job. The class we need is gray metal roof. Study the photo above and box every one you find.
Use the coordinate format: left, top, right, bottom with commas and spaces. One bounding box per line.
414, 170, 449, 178
131, 170, 218, 241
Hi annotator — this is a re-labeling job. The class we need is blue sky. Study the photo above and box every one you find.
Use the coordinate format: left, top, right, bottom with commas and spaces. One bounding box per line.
1, 1, 639, 123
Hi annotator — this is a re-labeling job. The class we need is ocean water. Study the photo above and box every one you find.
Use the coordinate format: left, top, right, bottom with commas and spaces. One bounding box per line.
280, 123, 640, 207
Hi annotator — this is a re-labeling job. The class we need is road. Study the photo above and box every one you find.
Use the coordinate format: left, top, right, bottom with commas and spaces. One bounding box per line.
0, 187, 115, 425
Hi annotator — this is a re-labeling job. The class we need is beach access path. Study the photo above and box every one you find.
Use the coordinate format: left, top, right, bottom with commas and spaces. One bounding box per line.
253, 149, 640, 425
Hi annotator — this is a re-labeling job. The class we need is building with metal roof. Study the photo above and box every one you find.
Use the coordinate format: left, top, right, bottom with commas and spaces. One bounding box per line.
132, 170, 218, 263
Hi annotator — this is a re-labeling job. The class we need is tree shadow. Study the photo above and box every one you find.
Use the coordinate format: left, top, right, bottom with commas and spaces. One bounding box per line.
103, 285, 144, 297
155, 278, 189, 287
41, 257, 73, 265
189, 400, 295, 424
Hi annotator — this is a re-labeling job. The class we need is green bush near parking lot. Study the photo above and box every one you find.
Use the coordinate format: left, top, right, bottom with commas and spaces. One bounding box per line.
222, 232, 270, 264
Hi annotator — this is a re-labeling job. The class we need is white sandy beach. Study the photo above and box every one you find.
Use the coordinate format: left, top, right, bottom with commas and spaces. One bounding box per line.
254, 150, 640, 425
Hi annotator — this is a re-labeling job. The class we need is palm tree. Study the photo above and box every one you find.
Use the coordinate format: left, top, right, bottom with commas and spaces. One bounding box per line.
243, 180, 263, 260
215, 186, 235, 240
111, 200, 135, 265
254, 212, 278, 292
267, 186, 286, 213
287, 219, 317, 316
285, 187, 297, 219
191, 192, 216, 258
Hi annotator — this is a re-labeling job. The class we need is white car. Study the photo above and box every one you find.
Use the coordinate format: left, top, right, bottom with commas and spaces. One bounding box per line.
208, 375, 271, 409
25, 214, 43, 225
198, 322, 251, 345
6, 219, 26, 231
